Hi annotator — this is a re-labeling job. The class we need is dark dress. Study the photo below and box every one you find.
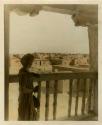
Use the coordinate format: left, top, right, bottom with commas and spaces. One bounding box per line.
18, 67, 39, 120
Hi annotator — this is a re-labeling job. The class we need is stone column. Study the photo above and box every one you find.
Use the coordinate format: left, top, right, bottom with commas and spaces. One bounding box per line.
4, 5, 10, 120
88, 24, 98, 115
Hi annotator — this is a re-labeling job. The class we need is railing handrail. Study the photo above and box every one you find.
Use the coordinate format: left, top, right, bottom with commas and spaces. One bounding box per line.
8, 71, 98, 120
9, 71, 98, 83
53, 65, 89, 72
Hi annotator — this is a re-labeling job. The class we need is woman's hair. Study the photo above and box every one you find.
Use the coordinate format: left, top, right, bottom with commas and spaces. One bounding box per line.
20, 53, 34, 67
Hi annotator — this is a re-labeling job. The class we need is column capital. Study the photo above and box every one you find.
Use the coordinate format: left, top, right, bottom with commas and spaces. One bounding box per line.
72, 12, 98, 27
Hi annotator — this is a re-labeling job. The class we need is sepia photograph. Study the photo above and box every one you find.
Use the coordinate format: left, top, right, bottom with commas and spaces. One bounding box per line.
4, 4, 98, 121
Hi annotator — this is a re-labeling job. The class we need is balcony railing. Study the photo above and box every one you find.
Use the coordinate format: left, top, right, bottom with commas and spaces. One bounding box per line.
9, 71, 98, 120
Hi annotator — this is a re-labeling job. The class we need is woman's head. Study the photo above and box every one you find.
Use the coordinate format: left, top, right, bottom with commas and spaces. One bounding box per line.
20, 54, 34, 68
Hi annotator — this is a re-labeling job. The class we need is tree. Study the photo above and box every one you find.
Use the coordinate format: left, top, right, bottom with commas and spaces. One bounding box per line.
49, 58, 62, 65
13, 54, 21, 60
69, 58, 75, 66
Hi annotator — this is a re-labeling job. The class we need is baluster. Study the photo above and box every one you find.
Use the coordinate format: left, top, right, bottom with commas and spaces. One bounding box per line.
36, 81, 41, 120
93, 78, 97, 111
81, 79, 87, 115
68, 79, 73, 117
45, 81, 50, 121
75, 79, 80, 116
88, 79, 93, 113
53, 80, 58, 120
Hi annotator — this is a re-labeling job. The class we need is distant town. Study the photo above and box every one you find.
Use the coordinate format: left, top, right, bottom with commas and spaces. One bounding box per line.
9, 53, 89, 74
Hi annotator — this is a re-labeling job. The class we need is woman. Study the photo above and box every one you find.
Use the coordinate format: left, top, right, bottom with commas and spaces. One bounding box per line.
18, 54, 40, 121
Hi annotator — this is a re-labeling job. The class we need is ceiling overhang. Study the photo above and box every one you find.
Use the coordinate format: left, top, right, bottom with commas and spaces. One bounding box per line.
5, 4, 98, 27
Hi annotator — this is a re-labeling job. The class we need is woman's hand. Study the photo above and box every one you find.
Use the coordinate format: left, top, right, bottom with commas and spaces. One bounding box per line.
33, 86, 39, 93
30, 72, 40, 78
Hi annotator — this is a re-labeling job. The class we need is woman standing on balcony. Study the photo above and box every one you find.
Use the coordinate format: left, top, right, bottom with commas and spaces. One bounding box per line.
18, 54, 40, 121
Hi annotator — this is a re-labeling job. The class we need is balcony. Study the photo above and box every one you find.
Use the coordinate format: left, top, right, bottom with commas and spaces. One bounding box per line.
9, 71, 98, 121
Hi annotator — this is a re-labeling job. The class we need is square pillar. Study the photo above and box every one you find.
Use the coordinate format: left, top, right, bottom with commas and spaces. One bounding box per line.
4, 5, 10, 120
88, 24, 98, 115
88, 25, 98, 72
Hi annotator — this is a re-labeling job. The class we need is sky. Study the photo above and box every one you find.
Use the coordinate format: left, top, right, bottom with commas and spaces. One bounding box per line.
9, 10, 89, 54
